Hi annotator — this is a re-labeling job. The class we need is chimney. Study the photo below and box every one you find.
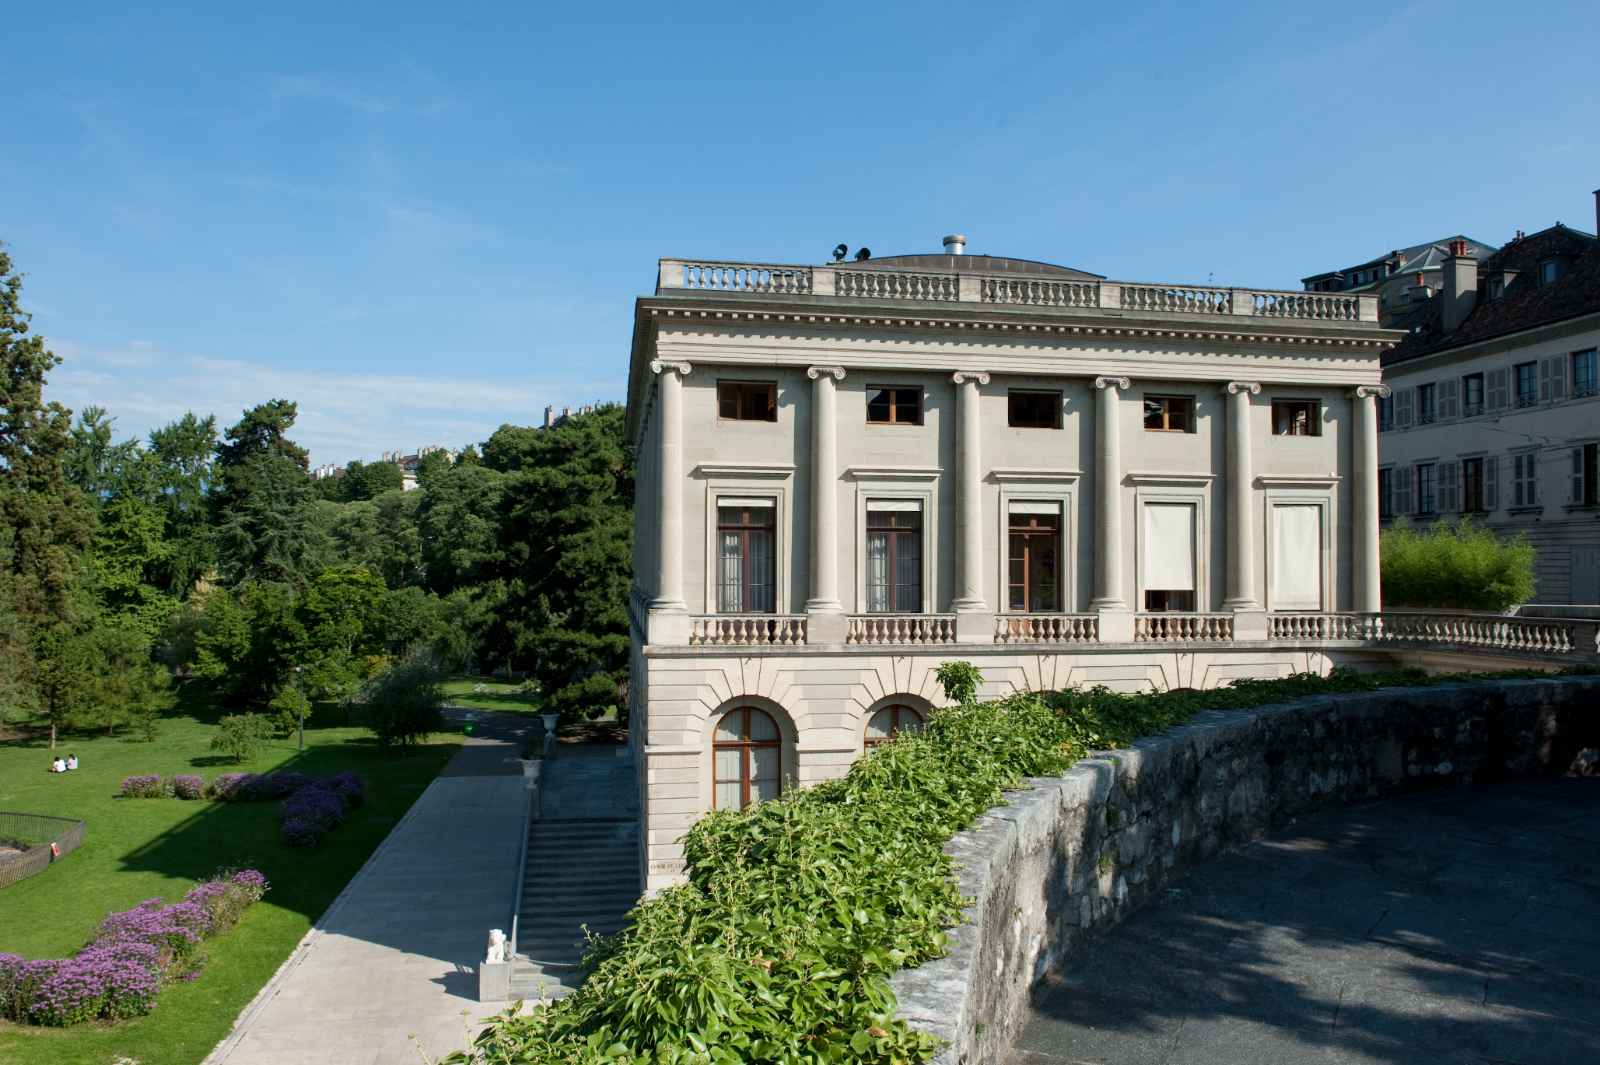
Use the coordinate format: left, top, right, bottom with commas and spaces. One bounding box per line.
1441, 238, 1479, 334
543, 404, 554, 428
942, 233, 967, 256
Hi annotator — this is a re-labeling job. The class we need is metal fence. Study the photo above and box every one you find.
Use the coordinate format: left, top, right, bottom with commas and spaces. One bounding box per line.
0, 812, 87, 890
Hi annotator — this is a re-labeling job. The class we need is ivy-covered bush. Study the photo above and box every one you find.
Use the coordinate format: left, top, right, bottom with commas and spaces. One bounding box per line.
119, 775, 163, 799
1381, 517, 1536, 611
0, 870, 268, 1027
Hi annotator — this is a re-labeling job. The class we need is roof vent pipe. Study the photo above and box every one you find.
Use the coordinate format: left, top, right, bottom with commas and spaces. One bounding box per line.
942, 233, 966, 256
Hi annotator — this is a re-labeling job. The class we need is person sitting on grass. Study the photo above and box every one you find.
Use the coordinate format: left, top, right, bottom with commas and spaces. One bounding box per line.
66, 753, 79, 770
50, 757, 66, 773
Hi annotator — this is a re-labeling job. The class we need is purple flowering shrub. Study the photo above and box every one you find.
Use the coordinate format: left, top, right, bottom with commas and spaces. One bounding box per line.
279, 781, 359, 846
0, 870, 268, 1027
207, 772, 252, 799
119, 774, 164, 798
172, 773, 205, 800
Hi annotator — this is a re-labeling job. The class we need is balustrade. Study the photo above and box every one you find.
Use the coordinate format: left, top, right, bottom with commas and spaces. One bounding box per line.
1372, 612, 1575, 655
837, 270, 959, 301
1267, 613, 1370, 640
679, 261, 811, 294
1134, 614, 1235, 642
688, 615, 808, 647
846, 614, 958, 645
1120, 284, 1231, 315
1249, 291, 1359, 320
994, 614, 1099, 643
980, 277, 1098, 308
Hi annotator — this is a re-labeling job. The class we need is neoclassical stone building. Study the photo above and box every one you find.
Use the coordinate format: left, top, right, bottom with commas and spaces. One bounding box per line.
624, 238, 1411, 890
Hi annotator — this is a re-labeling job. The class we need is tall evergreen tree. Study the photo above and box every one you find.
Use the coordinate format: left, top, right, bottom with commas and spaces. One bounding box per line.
212, 401, 324, 587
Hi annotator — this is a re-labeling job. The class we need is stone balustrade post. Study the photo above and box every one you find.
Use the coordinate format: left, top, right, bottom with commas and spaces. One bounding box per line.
1351, 385, 1388, 613
952, 371, 993, 643
648, 359, 691, 643
1223, 382, 1266, 640
1091, 376, 1133, 642
806, 366, 847, 644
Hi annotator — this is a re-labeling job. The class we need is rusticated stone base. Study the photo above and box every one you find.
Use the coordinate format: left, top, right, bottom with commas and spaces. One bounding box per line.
886, 676, 1600, 1065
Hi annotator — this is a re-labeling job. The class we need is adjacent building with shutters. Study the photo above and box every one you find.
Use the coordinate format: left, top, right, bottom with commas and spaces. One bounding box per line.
623, 235, 1444, 890
1379, 196, 1600, 604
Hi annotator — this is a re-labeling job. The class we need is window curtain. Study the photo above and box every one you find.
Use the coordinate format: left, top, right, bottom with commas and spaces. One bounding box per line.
1269, 505, 1322, 610
866, 532, 890, 612
1141, 503, 1195, 592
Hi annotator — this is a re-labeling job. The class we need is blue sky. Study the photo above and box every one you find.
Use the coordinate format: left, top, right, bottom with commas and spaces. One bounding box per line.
7, 0, 1597, 465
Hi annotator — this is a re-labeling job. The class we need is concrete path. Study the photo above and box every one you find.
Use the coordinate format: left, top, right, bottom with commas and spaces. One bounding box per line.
205, 710, 534, 1065
1009, 778, 1600, 1065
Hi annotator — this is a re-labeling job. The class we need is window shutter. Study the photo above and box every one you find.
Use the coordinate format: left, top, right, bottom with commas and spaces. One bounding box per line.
1395, 466, 1413, 515
1396, 387, 1414, 428
1550, 355, 1567, 400
1575, 448, 1586, 503
1487, 367, 1509, 411
1439, 378, 1458, 420
1530, 451, 1540, 504
1440, 461, 1459, 512
1540, 359, 1553, 401
1484, 455, 1498, 511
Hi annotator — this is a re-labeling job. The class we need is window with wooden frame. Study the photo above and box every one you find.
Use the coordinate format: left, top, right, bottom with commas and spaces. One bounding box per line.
716, 500, 776, 612
1271, 399, 1320, 437
1461, 373, 1485, 416
1416, 383, 1437, 424
1514, 362, 1538, 407
864, 705, 925, 749
1142, 395, 1195, 433
1007, 390, 1062, 429
1378, 468, 1394, 519
1415, 462, 1438, 514
716, 381, 777, 422
1007, 503, 1061, 612
865, 502, 922, 612
712, 707, 781, 810
1377, 394, 1394, 432
1574, 444, 1600, 507
1573, 350, 1599, 399
1512, 451, 1539, 508
1462, 457, 1486, 512
866, 386, 922, 425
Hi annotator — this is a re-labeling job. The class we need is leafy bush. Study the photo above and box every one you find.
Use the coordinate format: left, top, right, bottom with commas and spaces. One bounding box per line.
207, 772, 252, 800
934, 660, 983, 705
267, 682, 311, 739
1381, 517, 1536, 611
0, 870, 267, 1027
209, 712, 275, 764
119, 775, 163, 799
358, 646, 444, 746
171, 774, 205, 800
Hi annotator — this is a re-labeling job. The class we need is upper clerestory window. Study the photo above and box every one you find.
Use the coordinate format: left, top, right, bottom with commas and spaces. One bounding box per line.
717, 381, 777, 422
867, 386, 923, 425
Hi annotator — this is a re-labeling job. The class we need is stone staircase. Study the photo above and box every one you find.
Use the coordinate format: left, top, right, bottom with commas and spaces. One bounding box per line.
510, 815, 641, 1000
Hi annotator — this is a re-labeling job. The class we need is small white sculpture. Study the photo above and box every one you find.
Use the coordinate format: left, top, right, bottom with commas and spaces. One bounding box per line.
485, 928, 507, 964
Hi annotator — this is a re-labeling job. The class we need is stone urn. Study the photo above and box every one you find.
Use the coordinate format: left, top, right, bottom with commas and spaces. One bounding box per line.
540, 712, 560, 737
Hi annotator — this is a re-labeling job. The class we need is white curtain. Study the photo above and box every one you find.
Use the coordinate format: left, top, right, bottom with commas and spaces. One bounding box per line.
1141, 503, 1195, 591
1270, 505, 1322, 609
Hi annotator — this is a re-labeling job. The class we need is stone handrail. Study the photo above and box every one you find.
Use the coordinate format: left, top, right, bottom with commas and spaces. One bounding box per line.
688, 615, 808, 647
1373, 611, 1577, 655
1268, 613, 1371, 640
655, 259, 1380, 322
1134, 613, 1234, 642
994, 614, 1099, 644
846, 614, 958, 645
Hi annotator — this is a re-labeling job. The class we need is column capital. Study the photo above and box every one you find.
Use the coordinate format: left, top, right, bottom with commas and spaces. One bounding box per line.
1222, 381, 1261, 396
1093, 375, 1131, 391
1351, 384, 1391, 400
806, 365, 846, 381
649, 359, 692, 377
951, 370, 990, 386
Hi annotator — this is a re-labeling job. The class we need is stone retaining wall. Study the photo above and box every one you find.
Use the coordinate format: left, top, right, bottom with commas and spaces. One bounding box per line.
887, 676, 1600, 1064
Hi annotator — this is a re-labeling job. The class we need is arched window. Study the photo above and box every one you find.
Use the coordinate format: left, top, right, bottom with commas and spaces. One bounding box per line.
864, 705, 925, 749
713, 707, 781, 810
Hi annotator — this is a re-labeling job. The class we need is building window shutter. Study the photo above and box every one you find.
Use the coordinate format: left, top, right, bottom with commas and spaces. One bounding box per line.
1396, 387, 1414, 428
1550, 355, 1567, 400
1575, 448, 1587, 504
1483, 454, 1498, 511
1394, 466, 1412, 515
1438, 378, 1458, 420
1487, 367, 1509, 411
1439, 461, 1459, 512
1540, 359, 1553, 401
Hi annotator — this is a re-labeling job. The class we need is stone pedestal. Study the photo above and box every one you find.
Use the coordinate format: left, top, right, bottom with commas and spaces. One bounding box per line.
478, 960, 511, 1002
1231, 609, 1269, 641
1096, 607, 1135, 643
805, 609, 848, 646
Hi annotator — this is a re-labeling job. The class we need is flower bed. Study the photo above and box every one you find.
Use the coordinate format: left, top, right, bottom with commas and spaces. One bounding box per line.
0, 870, 268, 1027
118, 775, 164, 799
116, 771, 369, 846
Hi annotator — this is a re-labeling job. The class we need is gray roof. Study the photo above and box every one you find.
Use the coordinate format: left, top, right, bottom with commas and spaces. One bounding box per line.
1301, 235, 1499, 287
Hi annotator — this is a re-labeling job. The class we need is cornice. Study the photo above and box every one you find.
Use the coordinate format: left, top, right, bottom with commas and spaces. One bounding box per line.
1255, 475, 1341, 488
692, 462, 797, 479
844, 465, 943, 481
1124, 471, 1216, 485
988, 468, 1082, 483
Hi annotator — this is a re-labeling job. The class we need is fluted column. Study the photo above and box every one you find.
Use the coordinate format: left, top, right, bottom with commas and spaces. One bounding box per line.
1351, 385, 1388, 613
806, 366, 846, 644
951, 371, 992, 642
648, 360, 691, 638
1091, 376, 1130, 614
1222, 382, 1262, 612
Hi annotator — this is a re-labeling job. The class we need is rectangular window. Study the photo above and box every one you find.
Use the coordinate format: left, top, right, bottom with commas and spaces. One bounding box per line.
1573, 350, 1599, 399
1462, 373, 1485, 416
1007, 390, 1062, 429
1269, 504, 1323, 610
716, 500, 776, 612
1271, 399, 1320, 436
1513, 452, 1539, 507
1415, 463, 1438, 514
1379, 468, 1394, 519
1462, 457, 1485, 512
1377, 394, 1394, 432
1141, 502, 1196, 612
1575, 444, 1600, 507
866, 387, 922, 425
1416, 383, 1437, 425
717, 381, 777, 422
1007, 502, 1061, 612
1539, 259, 1563, 285
1515, 362, 1538, 407
865, 502, 922, 612
1142, 395, 1195, 433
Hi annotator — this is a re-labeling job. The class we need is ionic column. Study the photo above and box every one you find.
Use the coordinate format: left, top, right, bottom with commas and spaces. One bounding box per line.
648, 360, 691, 632
1351, 385, 1388, 613
806, 366, 846, 644
1222, 382, 1262, 612
951, 371, 991, 641
1091, 376, 1130, 616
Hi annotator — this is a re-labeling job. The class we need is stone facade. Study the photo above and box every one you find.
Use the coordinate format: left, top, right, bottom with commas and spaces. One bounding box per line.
887, 675, 1600, 1064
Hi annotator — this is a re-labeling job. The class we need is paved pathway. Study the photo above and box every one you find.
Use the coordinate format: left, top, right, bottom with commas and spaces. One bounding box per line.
1010, 778, 1600, 1065
205, 710, 534, 1065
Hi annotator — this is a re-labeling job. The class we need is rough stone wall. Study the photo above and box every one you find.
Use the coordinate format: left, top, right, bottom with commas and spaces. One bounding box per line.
887, 676, 1600, 1065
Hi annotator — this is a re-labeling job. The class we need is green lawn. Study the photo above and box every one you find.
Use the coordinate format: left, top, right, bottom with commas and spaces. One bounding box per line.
440, 675, 544, 714
0, 689, 459, 1065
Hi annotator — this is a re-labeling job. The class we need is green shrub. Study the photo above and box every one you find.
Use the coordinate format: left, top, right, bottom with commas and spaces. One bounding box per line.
1381, 517, 1536, 611
933, 660, 983, 706
358, 646, 444, 747
208, 713, 274, 764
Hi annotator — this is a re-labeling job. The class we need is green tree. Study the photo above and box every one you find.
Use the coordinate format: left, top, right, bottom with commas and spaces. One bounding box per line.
212, 401, 324, 587
210, 712, 274, 763
31, 622, 98, 748
79, 622, 174, 739
416, 461, 506, 595
1381, 518, 1537, 611
145, 412, 218, 595
358, 646, 444, 746
337, 459, 404, 501
297, 565, 388, 702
